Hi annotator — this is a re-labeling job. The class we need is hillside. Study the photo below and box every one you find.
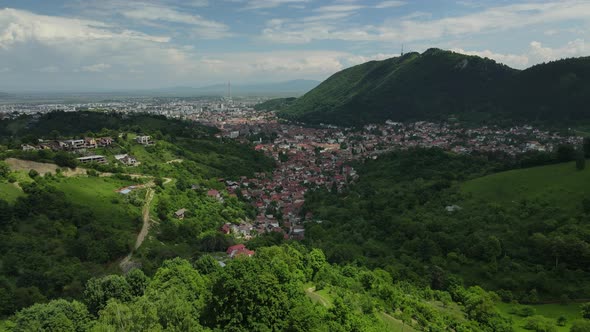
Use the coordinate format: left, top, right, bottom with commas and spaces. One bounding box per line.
462, 160, 590, 211
280, 48, 590, 126
0, 111, 275, 316
304, 149, 590, 301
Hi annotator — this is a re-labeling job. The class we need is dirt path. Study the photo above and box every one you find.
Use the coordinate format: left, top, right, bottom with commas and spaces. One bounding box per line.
120, 188, 154, 272
305, 287, 330, 307
5, 158, 87, 176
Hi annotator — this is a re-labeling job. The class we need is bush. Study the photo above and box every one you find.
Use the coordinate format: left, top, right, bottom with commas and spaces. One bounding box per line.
523, 315, 556, 332
516, 306, 536, 317
28, 169, 39, 179
571, 319, 590, 332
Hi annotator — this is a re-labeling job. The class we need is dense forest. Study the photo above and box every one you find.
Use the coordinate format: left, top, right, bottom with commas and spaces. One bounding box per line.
3, 244, 528, 331
276, 49, 590, 127
304, 149, 590, 301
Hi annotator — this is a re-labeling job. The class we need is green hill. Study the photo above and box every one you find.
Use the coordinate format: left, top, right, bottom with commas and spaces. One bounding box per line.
280, 48, 590, 126
462, 160, 590, 211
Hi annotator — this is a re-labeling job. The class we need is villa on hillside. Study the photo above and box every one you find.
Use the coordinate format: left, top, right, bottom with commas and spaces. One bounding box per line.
115, 154, 139, 166
136, 135, 153, 145
77, 155, 107, 164
175, 208, 187, 220
226, 244, 255, 258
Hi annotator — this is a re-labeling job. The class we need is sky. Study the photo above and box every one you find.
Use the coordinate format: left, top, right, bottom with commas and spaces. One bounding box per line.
0, 0, 588, 91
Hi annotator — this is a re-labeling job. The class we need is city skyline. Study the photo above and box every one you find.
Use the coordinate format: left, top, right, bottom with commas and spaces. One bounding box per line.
0, 0, 589, 91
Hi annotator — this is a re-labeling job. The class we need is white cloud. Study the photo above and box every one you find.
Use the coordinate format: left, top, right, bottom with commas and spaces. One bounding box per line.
451, 48, 530, 68
81, 63, 112, 72
243, 0, 310, 10
0, 8, 169, 49
375, 1, 406, 9
37, 66, 60, 73
453, 39, 588, 69
121, 5, 232, 38
261, 0, 590, 44
314, 5, 365, 13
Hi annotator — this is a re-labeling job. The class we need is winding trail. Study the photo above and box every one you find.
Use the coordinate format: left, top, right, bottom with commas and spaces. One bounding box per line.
119, 187, 155, 272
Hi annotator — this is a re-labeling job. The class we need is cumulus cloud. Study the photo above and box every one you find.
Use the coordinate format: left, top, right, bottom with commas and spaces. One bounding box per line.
453, 39, 588, 69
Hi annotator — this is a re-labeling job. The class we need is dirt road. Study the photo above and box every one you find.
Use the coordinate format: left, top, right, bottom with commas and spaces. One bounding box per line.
120, 188, 154, 272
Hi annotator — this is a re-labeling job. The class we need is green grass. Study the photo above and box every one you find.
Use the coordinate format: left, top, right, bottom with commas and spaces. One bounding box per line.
303, 283, 334, 307
462, 161, 590, 211
0, 182, 24, 202
378, 312, 417, 332
497, 302, 583, 332
52, 176, 142, 229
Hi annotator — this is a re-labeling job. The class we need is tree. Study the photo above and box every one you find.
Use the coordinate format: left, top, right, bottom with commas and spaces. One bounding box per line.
28, 169, 39, 179
306, 248, 328, 280
194, 255, 220, 275
145, 258, 208, 330
84, 275, 133, 315
584, 137, 590, 158
54, 152, 78, 169
206, 256, 302, 331
576, 150, 586, 170
125, 269, 149, 297
581, 302, 590, 319
0, 161, 10, 179
557, 144, 576, 162
10, 299, 92, 332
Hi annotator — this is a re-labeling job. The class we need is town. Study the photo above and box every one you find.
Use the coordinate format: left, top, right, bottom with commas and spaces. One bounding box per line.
1, 98, 583, 243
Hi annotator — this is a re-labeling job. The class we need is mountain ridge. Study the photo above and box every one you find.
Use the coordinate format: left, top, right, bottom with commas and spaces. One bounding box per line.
277, 48, 590, 126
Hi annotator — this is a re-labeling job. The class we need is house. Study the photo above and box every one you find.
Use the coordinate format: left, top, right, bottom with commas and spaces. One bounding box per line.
115, 154, 139, 166
445, 205, 462, 213
21, 144, 38, 151
226, 244, 255, 258
174, 208, 187, 220
135, 135, 152, 145
64, 139, 85, 150
207, 189, 221, 199
97, 137, 113, 147
84, 138, 98, 148
221, 223, 231, 234
77, 155, 107, 164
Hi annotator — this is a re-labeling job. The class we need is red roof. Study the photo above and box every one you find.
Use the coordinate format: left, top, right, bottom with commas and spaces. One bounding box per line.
226, 244, 245, 255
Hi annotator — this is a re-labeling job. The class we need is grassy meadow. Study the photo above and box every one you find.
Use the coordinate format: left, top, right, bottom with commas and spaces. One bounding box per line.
462, 160, 590, 211
497, 302, 584, 332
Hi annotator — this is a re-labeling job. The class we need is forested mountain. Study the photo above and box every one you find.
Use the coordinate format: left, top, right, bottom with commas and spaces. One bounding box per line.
278, 49, 590, 126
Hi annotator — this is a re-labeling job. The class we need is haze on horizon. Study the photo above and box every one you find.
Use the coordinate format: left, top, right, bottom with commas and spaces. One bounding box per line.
0, 0, 589, 92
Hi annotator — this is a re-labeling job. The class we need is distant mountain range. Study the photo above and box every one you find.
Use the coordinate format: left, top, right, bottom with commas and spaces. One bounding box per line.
0, 80, 321, 102
276, 48, 590, 126
152, 79, 320, 97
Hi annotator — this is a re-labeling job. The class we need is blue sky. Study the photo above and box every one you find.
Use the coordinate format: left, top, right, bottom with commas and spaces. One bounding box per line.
0, 0, 588, 91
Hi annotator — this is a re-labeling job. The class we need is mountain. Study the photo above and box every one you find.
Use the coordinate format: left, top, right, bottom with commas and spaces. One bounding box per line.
279, 48, 590, 126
